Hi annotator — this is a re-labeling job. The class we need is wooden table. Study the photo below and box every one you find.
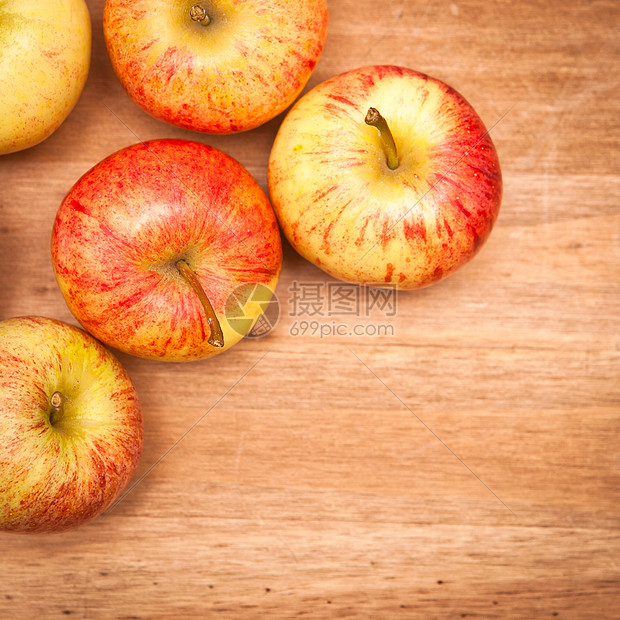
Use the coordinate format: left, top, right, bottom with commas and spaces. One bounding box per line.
1, 0, 618, 617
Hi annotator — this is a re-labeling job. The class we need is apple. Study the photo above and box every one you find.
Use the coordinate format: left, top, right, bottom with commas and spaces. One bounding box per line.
0, 316, 143, 534
51, 139, 283, 361
103, 0, 329, 134
0, 0, 91, 155
268, 65, 503, 289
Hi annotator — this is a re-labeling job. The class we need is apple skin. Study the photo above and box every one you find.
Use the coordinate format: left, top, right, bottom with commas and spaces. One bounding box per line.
0, 0, 91, 155
268, 65, 503, 289
0, 316, 143, 534
103, 0, 328, 134
51, 139, 283, 362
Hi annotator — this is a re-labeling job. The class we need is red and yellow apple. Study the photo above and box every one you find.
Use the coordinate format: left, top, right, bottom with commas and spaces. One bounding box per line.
0, 316, 143, 534
51, 139, 282, 361
268, 65, 503, 289
0, 0, 91, 155
103, 0, 329, 134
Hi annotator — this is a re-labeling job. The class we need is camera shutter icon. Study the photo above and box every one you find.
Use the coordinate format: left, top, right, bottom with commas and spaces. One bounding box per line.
225, 283, 280, 339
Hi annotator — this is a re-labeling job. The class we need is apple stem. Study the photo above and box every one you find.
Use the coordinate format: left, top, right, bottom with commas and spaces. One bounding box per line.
49, 391, 64, 426
365, 107, 399, 170
176, 259, 224, 348
190, 4, 211, 25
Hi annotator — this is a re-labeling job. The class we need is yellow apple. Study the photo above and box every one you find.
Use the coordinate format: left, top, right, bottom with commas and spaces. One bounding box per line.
103, 0, 328, 134
0, 316, 143, 533
268, 65, 503, 289
0, 0, 91, 155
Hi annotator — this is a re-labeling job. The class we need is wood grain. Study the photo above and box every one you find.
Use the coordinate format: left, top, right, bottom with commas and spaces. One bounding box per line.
1, 0, 618, 618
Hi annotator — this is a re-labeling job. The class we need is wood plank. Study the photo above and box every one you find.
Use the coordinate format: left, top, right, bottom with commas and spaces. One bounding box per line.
0, 0, 618, 617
